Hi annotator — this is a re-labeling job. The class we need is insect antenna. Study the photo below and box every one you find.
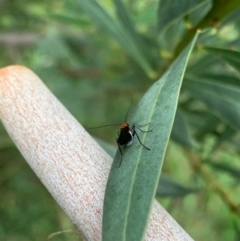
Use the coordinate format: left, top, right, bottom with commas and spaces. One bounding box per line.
87, 99, 134, 131
124, 99, 134, 122
87, 124, 122, 130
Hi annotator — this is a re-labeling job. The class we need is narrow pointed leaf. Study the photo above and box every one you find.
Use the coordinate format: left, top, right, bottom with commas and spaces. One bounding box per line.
185, 78, 240, 131
103, 32, 199, 241
157, 174, 199, 197
206, 161, 240, 179
76, 0, 154, 77
94, 141, 199, 197
196, 73, 240, 88
194, 112, 220, 139
187, 54, 217, 74
113, 0, 138, 43
158, 0, 210, 32
112, 0, 154, 75
205, 47, 240, 73
171, 109, 197, 147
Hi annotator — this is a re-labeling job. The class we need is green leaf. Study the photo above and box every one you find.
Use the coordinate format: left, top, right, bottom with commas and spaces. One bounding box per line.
92, 140, 199, 197
113, 0, 138, 44
174, 1, 240, 57
88, 138, 199, 197
103, 32, 199, 241
112, 0, 154, 72
233, 217, 240, 241
185, 78, 240, 131
206, 161, 240, 179
76, 0, 154, 77
187, 54, 217, 75
48, 12, 91, 27
205, 47, 240, 73
135, 3, 157, 26
220, 8, 240, 28
158, 0, 210, 32
171, 109, 197, 147
188, 1, 212, 26
194, 112, 220, 140
0, 136, 13, 149
214, 125, 236, 145
196, 73, 240, 88
156, 174, 199, 197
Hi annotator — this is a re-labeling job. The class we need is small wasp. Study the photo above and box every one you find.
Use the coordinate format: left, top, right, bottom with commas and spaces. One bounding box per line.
88, 102, 151, 167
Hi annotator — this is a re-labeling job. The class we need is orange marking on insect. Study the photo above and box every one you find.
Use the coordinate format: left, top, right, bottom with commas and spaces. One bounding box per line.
120, 123, 129, 129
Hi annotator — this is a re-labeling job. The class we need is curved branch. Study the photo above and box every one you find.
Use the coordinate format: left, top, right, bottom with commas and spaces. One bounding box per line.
174, 1, 240, 59
0, 65, 194, 241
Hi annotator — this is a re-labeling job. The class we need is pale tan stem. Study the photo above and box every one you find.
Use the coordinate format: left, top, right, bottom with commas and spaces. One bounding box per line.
0, 66, 194, 241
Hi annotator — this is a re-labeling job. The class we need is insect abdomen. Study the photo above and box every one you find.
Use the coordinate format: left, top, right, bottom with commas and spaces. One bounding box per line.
117, 131, 133, 146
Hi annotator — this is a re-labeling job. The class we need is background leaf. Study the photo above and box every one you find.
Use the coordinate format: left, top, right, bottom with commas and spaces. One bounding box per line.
195, 73, 240, 88
156, 174, 199, 197
157, 0, 210, 32
171, 108, 197, 147
205, 47, 240, 73
184, 78, 240, 131
206, 161, 240, 179
75, 0, 154, 77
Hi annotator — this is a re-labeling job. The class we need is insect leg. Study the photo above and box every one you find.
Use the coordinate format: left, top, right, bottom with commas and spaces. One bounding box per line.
133, 124, 152, 133
134, 123, 150, 128
117, 142, 123, 167
134, 125, 152, 133
132, 129, 150, 151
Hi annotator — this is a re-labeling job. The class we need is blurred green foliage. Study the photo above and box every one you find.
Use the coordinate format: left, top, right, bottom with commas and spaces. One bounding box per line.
1, 0, 240, 240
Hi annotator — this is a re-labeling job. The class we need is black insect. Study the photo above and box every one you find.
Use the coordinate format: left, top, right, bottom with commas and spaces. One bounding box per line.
116, 122, 151, 167
87, 102, 151, 167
